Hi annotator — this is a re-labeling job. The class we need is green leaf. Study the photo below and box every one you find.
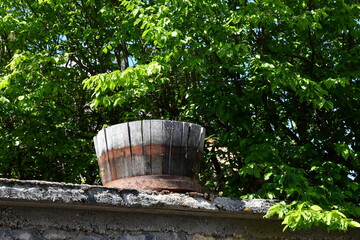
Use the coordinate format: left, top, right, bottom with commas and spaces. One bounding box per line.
264, 172, 272, 181
310, 205, 322, 211
349, 221, 360, 228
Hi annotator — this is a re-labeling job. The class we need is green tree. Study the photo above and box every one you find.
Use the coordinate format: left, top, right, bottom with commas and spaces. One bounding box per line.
1, 0, 359, 231
0, 0, 138, 182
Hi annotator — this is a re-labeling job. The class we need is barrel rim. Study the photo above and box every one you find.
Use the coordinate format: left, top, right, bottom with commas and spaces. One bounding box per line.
98, 119, 204, 133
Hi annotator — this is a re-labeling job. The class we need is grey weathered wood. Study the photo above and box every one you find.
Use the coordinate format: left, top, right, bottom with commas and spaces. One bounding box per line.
185, 124, 201, 176
94, 129, 106, 158
163, 120, 173, 147
110, 123, 132, 177
198, 127, 206, 151
142, 120, 152, 175
93, 135, 104, 182
194, 127, 206, 174
181, 122, 190, 148
94, 129, 111, 184
172, 121, 183, 147
150, 120, 163, 174
142, 120, 152, 145
169, 121, 183, 175
129, 121, 144, 176
107, 123, 130, 148
128, 121, 143, 147
93, 135, 100, 159
188, 124, 201, 149
180, 122, 190, 176
163, 120, 173, 174
151, 120, 164, 145
107, 123, 130, 178
103, 128, 117, 181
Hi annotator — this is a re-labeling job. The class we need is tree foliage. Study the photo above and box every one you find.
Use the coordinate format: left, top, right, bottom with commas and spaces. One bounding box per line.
1, 0, 359, 231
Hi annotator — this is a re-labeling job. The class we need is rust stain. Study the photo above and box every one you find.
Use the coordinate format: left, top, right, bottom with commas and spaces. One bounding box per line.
104, 174, 202, 192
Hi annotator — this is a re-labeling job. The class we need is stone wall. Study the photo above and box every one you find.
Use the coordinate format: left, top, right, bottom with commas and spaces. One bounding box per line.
0, 178, 358, 240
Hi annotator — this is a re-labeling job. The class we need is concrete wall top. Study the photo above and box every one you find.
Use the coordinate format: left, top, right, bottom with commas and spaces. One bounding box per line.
0, 178, 359, 240
0, 178, 273, 218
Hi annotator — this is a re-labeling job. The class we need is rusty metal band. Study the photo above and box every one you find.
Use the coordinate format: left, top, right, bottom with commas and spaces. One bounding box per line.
97, 145, 202, 163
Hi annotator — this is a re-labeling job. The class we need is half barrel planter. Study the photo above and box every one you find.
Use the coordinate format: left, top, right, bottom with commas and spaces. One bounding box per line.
93, 120, 206, 192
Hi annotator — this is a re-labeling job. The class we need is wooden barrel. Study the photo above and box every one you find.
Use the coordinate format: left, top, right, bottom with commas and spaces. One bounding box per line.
93, 120, 206, 192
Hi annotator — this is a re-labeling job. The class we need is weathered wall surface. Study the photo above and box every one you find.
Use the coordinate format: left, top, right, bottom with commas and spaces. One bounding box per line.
0, 178, 358, 240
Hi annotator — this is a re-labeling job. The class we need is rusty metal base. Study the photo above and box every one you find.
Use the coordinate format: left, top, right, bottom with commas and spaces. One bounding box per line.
104, 175, 202, 192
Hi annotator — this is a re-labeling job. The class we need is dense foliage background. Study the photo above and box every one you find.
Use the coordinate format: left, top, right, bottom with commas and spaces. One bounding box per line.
1, 0, 359, 231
